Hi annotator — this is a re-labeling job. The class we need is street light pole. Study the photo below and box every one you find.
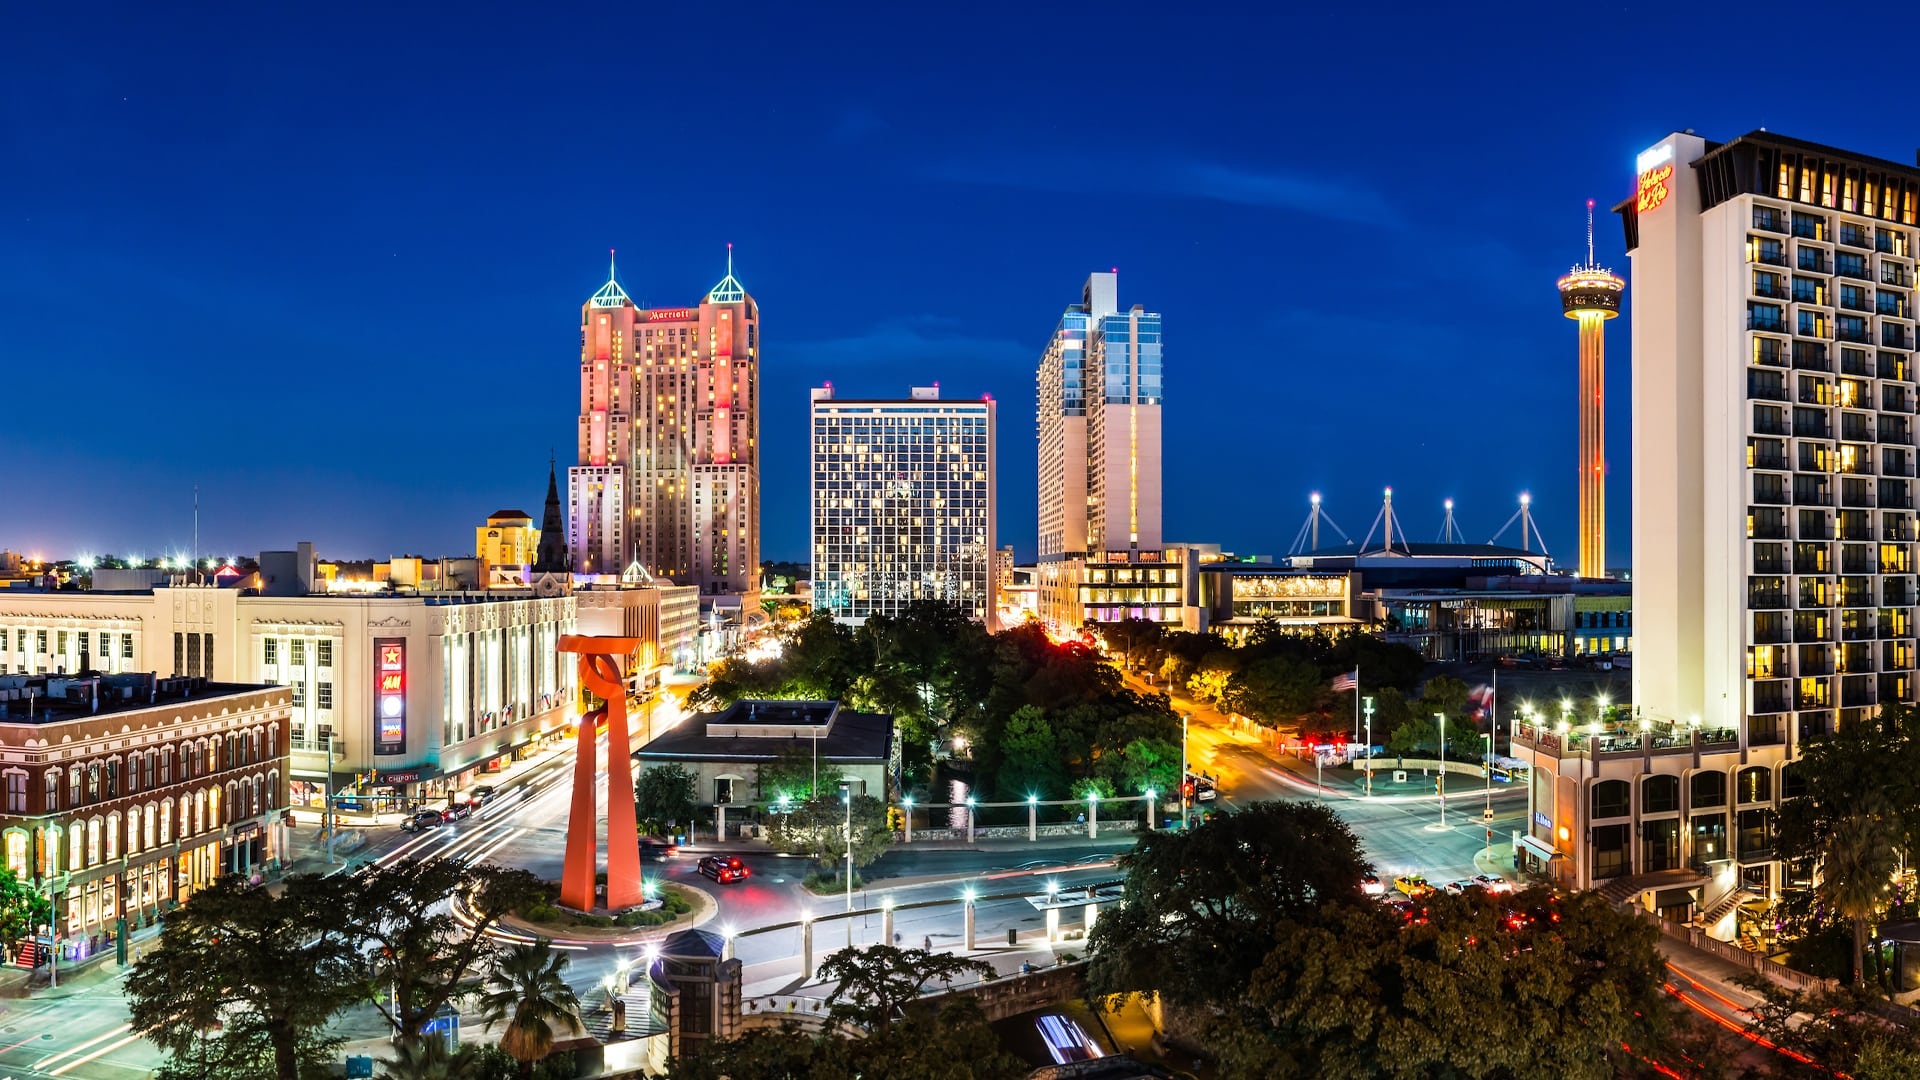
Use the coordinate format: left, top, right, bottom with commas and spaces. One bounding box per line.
1363, 696, 1374, 798
322, 726, 336, 865
1436, 712, 1447, 828
852, 780, 860, 941
1181, 713, 1190, 832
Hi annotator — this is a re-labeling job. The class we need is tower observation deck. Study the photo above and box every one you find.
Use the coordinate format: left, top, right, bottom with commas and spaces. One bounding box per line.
1557, 199, 1624, 580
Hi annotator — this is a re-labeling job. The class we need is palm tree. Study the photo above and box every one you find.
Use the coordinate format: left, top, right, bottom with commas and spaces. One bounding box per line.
1818, 810, 1898, 987
476, 940, 584, 1077
380, 1036, 483, 1080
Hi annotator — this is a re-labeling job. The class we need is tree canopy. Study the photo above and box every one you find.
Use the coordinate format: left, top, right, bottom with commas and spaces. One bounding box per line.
635, 762, 699, 833
127, 873, 362, 1080
1084, 800, 1691, 1080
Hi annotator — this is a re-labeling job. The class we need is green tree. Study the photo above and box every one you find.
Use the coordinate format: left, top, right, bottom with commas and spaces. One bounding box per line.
0, 867, 51, 960
814, 944, 996, 1030
634, 763, 698, 832
756, 745, 845, 803
1086, 801, 1371, 1007
344, 859, 546, 1041
1386, 714, 1439, 761
1743, 979, 1920, 1075
1214, 890, 1680, 1080
1819, 809, 1899, 987
1226, 654, 1324, 727
1417, 674, 1471, 725
767, 790, 891, 871
1070, 775, 1117, 802
476, 940, 584, 1078
381, 1037, 486, 1080
127, 874, 363, 1080
1098, 736, 1181, 796
997, 705, 1065, 800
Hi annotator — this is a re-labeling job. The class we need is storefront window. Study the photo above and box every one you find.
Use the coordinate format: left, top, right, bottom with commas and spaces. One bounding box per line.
3, 832, 23, 878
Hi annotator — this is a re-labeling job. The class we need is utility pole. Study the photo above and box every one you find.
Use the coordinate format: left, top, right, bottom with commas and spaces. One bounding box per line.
1436, 713, 1447, 828
322, 724, 336, 864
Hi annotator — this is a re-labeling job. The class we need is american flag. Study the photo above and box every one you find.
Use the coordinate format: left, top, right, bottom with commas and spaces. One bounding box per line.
1330, 669, 1358, 692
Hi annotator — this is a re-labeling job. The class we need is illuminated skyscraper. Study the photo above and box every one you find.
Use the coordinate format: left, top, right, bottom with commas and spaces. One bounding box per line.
568, 249, 760, 601
809, 385, 996, 625
1558, 200, 1625, 580
1036, 272, 1171, 631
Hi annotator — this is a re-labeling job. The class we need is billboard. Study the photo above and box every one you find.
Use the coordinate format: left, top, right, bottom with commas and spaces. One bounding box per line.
374, 638, 407, 755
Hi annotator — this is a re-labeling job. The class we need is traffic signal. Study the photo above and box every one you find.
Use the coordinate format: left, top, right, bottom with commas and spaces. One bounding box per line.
1182, 779, 1196, 801
1436, 779, 1443, 795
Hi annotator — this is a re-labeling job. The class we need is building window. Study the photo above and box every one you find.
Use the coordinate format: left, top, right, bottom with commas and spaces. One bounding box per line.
86, 764, 99, 803
105, 813, 119, 861
186, 634, 201, 678
3, 773, 23, 814
122, 634, 133, 660
173, 633, 185, 677
68, 769, 80, 808
68, 826, 81, 871
264, 639, 278, 665
317, 682, 333, 710
44, 770, 58, 812
291, 640, 306, 666
318, 640, 333, 667
292, 684, 306, 708
159, 749, 171, 786
85, 819, 100, 866
201, 633, 213, 677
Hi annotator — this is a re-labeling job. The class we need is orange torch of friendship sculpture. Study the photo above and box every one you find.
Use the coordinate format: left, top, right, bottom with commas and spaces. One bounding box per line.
558, 635, 642, 912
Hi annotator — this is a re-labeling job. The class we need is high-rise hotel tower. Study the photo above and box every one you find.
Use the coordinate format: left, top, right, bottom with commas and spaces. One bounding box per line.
568, 251, 760, 601
1036, 272, 1173, 631
809, 385, 997, 625
1514, 131, 1920, 915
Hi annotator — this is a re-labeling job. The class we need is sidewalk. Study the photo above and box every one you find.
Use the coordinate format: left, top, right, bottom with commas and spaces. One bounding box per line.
0, 919, 162, 999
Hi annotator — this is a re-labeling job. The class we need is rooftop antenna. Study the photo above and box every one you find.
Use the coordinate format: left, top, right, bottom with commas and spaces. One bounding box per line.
1288, 492, 1352, 556
609, 248, 616, 281
1357, 488, 1410, 555
1437, 499, 1465, 544
1488, 492, 1550, 558
1586, 198, 1596, 268
192, 482, 199, 582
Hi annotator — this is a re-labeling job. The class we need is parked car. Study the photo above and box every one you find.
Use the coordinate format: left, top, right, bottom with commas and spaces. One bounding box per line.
1443, 879, 1480, 896
639, 837, 679, 861
697, 855, 750, 883
1360, 875, 1387, 897
1469, 874, 1512, 893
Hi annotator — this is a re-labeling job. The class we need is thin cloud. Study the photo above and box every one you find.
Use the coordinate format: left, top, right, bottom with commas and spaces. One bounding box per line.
783, 315, 1032, 377
930, 151, 1402, 227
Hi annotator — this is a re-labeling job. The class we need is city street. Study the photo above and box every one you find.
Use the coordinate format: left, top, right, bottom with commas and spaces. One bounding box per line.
0, 677, 1540, 1077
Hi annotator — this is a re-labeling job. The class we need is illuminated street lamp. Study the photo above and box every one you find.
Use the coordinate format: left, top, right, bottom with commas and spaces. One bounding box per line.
1435, 713, 1447, 828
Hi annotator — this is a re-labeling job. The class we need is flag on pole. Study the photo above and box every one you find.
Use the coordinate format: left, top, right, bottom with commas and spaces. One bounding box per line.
1331, 669, 1358, 692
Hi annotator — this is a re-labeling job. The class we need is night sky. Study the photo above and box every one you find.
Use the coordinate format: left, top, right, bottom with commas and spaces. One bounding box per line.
3, 5, 1904, 568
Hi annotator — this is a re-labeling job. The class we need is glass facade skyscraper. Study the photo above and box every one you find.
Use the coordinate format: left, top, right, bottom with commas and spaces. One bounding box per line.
1036, 272, 1170, 631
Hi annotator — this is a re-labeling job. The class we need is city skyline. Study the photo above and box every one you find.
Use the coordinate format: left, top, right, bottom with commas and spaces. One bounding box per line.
8, 5, 1908, 568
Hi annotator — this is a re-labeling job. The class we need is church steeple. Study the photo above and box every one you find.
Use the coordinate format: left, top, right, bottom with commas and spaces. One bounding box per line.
532, 455, 570, 574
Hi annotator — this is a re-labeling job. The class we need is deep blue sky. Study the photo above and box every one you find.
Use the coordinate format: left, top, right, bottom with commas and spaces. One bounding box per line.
4, 4, 1906, 567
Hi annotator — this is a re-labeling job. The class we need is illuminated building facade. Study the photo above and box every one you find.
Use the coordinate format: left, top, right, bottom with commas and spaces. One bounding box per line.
809, 385, 996, 625
475, 509, 539, 575
1035, 272, 1167, 630
1558, 202, 1624, 580
568, 252, 760, 603
1514, 131, 1920, 922
0, 676, 291, 947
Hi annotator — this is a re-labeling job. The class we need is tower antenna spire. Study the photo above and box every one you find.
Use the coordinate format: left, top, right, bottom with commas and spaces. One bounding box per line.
1586, 198, 1596, 268
609, 248, 616, 281
727, 241, 733, 277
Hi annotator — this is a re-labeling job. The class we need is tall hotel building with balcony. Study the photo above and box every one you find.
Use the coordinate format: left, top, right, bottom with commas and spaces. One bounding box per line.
568, 252, 760, 605
1036, 272, 1177, 631
809, 385, 997, 625
1514, 131, 1920, 931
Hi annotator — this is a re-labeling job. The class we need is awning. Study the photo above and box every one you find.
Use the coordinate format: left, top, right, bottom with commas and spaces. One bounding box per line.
1653, 887, 1698, 909
1516, 833, 1564, 862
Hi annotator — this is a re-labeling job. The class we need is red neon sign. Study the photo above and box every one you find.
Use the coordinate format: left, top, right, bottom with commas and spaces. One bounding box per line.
1636, 164, 1673, 214
379, 672, 404, 693
643, 308, 697, 322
